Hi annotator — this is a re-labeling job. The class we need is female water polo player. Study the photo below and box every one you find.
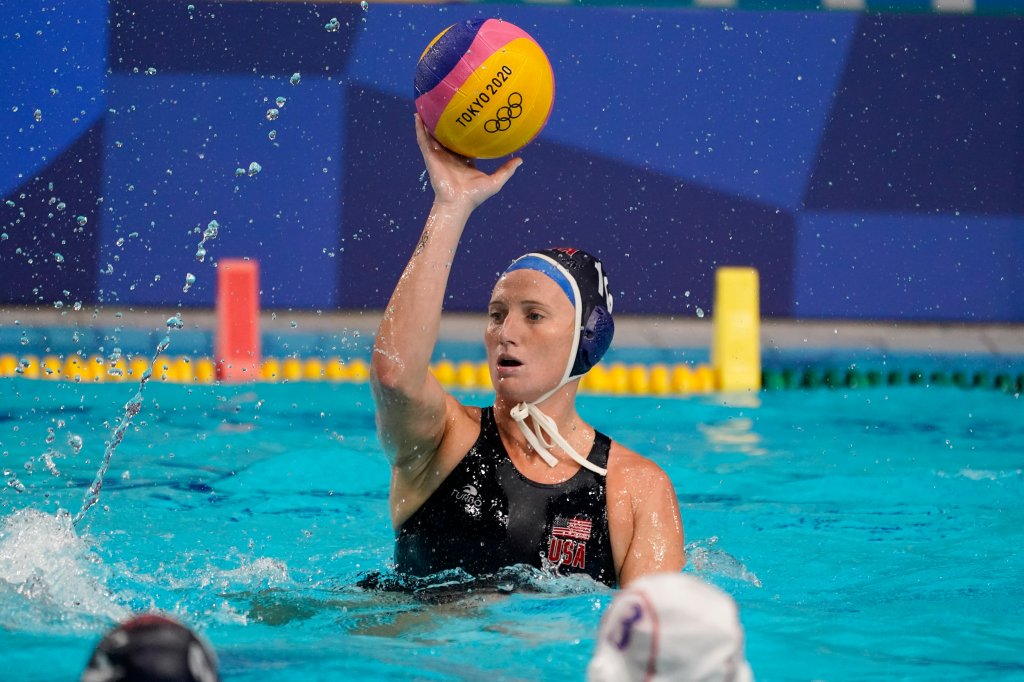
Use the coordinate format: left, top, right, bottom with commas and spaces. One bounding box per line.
369, 115, 684, 588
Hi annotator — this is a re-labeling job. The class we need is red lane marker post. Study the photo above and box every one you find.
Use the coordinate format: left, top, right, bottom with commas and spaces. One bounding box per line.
215, 259, 260, 382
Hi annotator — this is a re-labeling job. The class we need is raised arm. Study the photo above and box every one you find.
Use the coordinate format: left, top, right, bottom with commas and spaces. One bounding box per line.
370, 115, 522, 475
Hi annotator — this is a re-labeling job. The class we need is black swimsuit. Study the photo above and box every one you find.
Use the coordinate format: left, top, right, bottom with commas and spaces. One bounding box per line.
394, 407, 618, 587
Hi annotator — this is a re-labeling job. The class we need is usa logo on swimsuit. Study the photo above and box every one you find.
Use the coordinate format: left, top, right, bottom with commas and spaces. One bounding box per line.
547, 516, 591, 569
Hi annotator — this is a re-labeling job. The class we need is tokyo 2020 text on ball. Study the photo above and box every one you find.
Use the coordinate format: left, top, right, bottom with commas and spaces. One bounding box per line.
414, 18, 555, 159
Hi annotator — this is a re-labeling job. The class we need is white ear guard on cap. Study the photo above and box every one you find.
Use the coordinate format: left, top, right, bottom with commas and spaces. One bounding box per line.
501, 248, 615, 476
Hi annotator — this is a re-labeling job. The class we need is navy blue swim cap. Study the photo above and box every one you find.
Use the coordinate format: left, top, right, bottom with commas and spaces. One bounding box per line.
503, 247, 615, 380
82, 613, 219, 682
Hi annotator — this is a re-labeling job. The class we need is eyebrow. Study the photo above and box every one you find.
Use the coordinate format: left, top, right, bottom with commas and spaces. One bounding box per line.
487, 299, 552, 308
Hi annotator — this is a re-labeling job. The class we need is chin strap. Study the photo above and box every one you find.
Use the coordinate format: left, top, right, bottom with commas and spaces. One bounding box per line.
509, 402, 608, 476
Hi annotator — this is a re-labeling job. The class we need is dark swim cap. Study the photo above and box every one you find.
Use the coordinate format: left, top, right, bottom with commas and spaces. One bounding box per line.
82, 613, 219, 682
503, 247, 615, 381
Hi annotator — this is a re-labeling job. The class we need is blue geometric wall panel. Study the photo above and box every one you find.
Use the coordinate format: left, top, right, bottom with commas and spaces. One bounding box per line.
2, 1, 1022, 322
0, 0, 108, 198
101, 74, 343, 308
0, 121, 105, 306
107, 0, 362, 76
795, 212, 1024, 321
806, 14, 1024, 214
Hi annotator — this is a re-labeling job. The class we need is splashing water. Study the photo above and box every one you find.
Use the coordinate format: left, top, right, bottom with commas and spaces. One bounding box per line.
203, 220, 219, 240
0, 508, 130, 631
194, 219, 219, 262
72, 315, 184, 527
686, 536, 761, 587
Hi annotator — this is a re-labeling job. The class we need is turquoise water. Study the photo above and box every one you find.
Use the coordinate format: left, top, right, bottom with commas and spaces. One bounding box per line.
1, 376, 1022, 681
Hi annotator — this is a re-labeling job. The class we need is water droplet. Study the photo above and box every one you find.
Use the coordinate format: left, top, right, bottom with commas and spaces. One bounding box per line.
76, 215, 87, 226
247, 161, 262, 177
183, 272, 196, 293
53, 252, 64, 263
268, 130, 277, 141
166, 314, 184, 329
33, 109, 43, 122
145, 67, 157, 76
266, 108, 279, 121
204, 220, 219, 240
290, 72, 301, 86
235, 167, 246, 177
54, 300, 63, 309
275, 96, 286, 108
68, 434, 83, 454
187, 4, 195, 12
325, 17, 340, 32
361, 1, 369, 10
696, 308, 705, 318
195, 246, 207, 262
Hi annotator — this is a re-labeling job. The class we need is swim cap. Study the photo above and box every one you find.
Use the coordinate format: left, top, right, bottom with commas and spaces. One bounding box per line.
503, 247, 615, 382
501, 247, 615, 476
82, 613, 219, 682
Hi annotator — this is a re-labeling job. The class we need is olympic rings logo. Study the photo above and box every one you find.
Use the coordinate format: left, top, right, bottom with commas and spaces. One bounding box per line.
483, 92, 523, 134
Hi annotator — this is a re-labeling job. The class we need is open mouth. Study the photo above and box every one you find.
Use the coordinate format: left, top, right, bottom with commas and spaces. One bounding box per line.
497, 357, 523, 368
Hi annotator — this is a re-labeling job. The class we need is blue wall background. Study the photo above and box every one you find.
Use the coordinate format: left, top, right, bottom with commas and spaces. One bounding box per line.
2, 1, 1022, 321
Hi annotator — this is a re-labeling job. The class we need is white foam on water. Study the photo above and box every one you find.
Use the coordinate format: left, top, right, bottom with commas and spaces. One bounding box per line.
936, 467, 1023, 481
0, 507, 129, 632
686, 536, 762, 587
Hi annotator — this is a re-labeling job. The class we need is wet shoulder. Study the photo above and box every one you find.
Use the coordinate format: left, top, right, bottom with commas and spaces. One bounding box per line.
605, 441, 674, 499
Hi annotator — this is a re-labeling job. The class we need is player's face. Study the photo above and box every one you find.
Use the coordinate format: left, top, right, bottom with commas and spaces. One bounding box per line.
485, 269, 575, 403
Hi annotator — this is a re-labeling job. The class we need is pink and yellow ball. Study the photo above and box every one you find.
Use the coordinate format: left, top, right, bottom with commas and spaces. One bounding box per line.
414, 18, 555, 159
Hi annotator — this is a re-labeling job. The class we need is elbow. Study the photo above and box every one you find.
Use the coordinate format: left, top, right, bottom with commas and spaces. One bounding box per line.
370, 352, 399, 390
370, 350, 417, 401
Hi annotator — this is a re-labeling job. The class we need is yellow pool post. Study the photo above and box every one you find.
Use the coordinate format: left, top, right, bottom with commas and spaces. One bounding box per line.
711, 267, 761, 392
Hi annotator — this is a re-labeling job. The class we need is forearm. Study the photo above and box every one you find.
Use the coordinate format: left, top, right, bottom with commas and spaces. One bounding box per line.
372, 200, 472, 393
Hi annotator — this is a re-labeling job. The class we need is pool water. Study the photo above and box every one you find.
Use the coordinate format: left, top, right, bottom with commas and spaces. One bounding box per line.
1, 377, 1022, 681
